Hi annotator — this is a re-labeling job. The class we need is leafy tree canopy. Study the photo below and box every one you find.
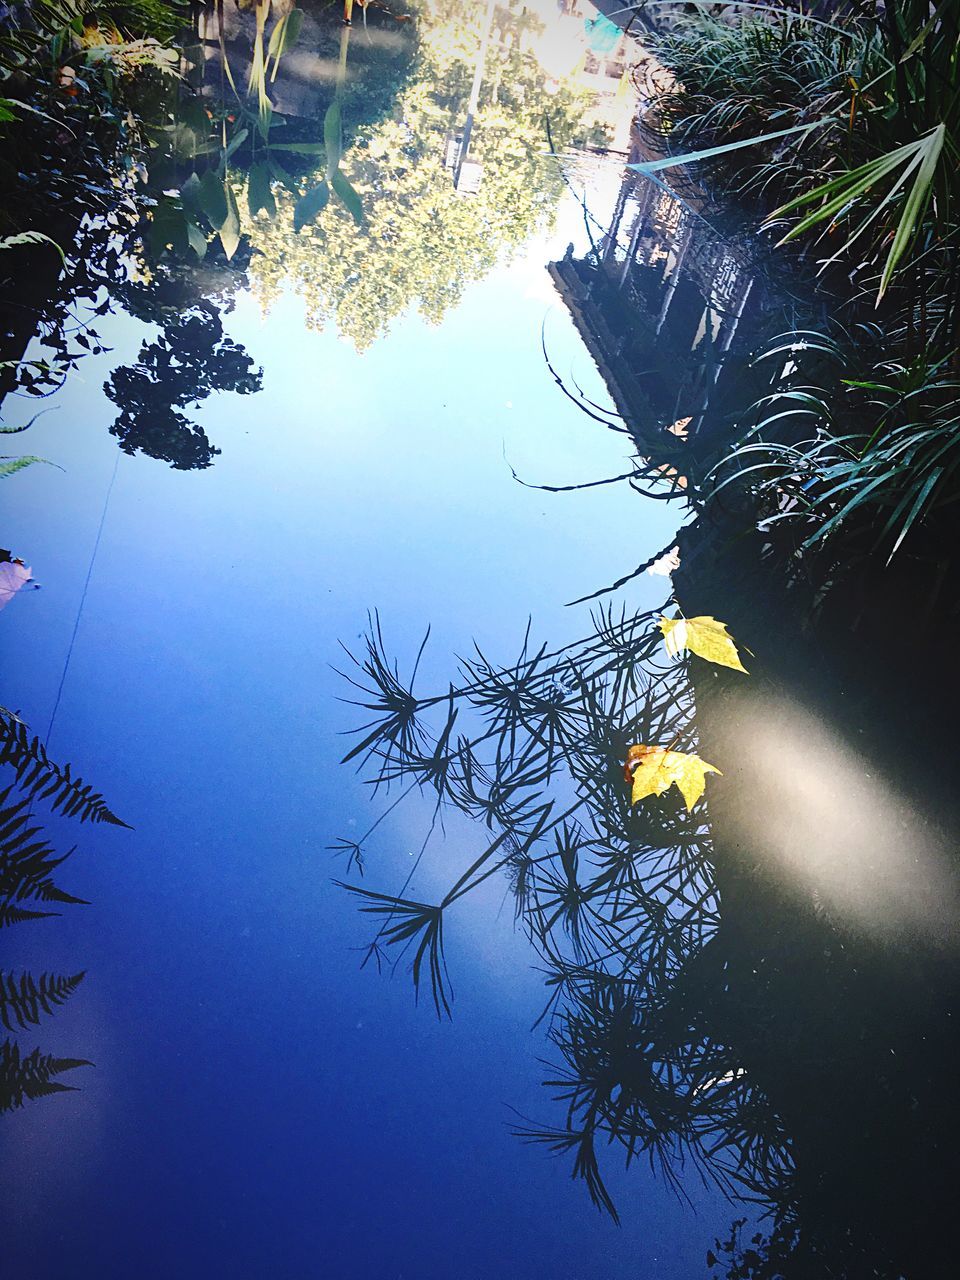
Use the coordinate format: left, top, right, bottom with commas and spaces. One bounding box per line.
245, 5, 597, 350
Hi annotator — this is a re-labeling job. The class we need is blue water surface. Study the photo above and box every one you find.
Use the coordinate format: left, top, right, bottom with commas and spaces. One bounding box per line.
0, 164, 733, 1276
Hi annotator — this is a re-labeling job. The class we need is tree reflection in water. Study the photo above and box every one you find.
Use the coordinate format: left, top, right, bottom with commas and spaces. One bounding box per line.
105, 253, 263, 470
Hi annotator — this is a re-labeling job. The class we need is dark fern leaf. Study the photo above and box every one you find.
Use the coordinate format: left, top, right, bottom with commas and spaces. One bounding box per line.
0, 970, 86, 1032
0, 1039, 91, 1113
0, 901, 59, 927
0, 788, 84, 914
0, 709, 130, 827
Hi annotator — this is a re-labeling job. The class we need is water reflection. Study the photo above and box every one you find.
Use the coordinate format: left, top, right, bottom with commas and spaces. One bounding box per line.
104, 254, 262, 469
549, 163, 755, 455
1, 0, 636, 461
334, 608, 761, 1207
337, 586, 960, 1277
2, 3, 956, 1277
332, 51, 960, 1280
0, 707, 127, 1112
241, 3, 613, 348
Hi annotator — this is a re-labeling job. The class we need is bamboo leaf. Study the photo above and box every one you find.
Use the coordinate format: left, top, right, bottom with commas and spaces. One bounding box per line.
323, 99, 342, 176
185, 220, 207, 259
878, 126, 945, 299
198, 170, 228, 229
628, 118, 829, 177
331, 168, 363, 224
293, 179, 329, 232
247, 160, 276, 219
218, 183, 242, 260
268, 6, 303, 80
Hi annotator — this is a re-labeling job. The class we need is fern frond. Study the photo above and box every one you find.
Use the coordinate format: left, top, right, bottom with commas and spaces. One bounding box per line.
0, 710, 129, 827
0, 1039, 91, 1113
0, 901, 58, 927
0, 970, 85, 1031
0, 788, 86, 915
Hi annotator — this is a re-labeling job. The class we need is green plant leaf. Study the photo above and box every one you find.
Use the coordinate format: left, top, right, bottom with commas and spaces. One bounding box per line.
331, 168, 363, 224
267, 6, 303, 80
883, 466, 944, 564
247, 160, 276, 219
198, 170, 228, 229
185, 220, 207, 259
324, 99, 342, 176
0, 231, 64, 262
179, 171, 203, 212
268, 156, 301, 197
878, 125, 945, 299
218, 183, 242, 260
223, 125, 250, 165
293, 179, 329, 232
628, 118, 829, 176
900, 0, 958, 61
266, 141, 326, 155
0, 456, 47, 479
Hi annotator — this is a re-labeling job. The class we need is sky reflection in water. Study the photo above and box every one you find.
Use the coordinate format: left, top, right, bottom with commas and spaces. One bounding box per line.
0, 91, 730, 1278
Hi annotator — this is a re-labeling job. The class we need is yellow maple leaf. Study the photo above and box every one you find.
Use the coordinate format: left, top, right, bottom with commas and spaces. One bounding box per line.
659, 615, 748, 673
626, 744, 721, 812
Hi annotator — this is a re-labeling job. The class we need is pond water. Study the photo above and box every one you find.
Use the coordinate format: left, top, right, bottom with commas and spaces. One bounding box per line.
2, 4, 958, 1279
0, 6, 740, 1277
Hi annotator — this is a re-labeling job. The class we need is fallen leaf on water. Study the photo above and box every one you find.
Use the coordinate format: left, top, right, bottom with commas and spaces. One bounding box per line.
659, 615, 748, 673
625, 743, 721, 811
0, 553, 32, 612
647, 546, 681, 577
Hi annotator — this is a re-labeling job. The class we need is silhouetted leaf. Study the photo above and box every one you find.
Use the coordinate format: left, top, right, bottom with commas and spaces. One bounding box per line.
185, 221, 207, 259
0, 970, 85, 1031
198, 170, 228, 230
331, 169, 363, 225
247, 161, 276, 220
0, 713, 129, 826
0, 1040, 91, 1113
218, 184, 242, 261
293, 180, 329, 233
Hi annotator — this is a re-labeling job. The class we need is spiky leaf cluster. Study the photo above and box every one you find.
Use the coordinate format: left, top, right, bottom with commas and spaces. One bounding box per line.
335, 605, 786, 1215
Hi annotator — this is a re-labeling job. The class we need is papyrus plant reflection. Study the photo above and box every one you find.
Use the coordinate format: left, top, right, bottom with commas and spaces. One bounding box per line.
333, 606, 787, 1218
